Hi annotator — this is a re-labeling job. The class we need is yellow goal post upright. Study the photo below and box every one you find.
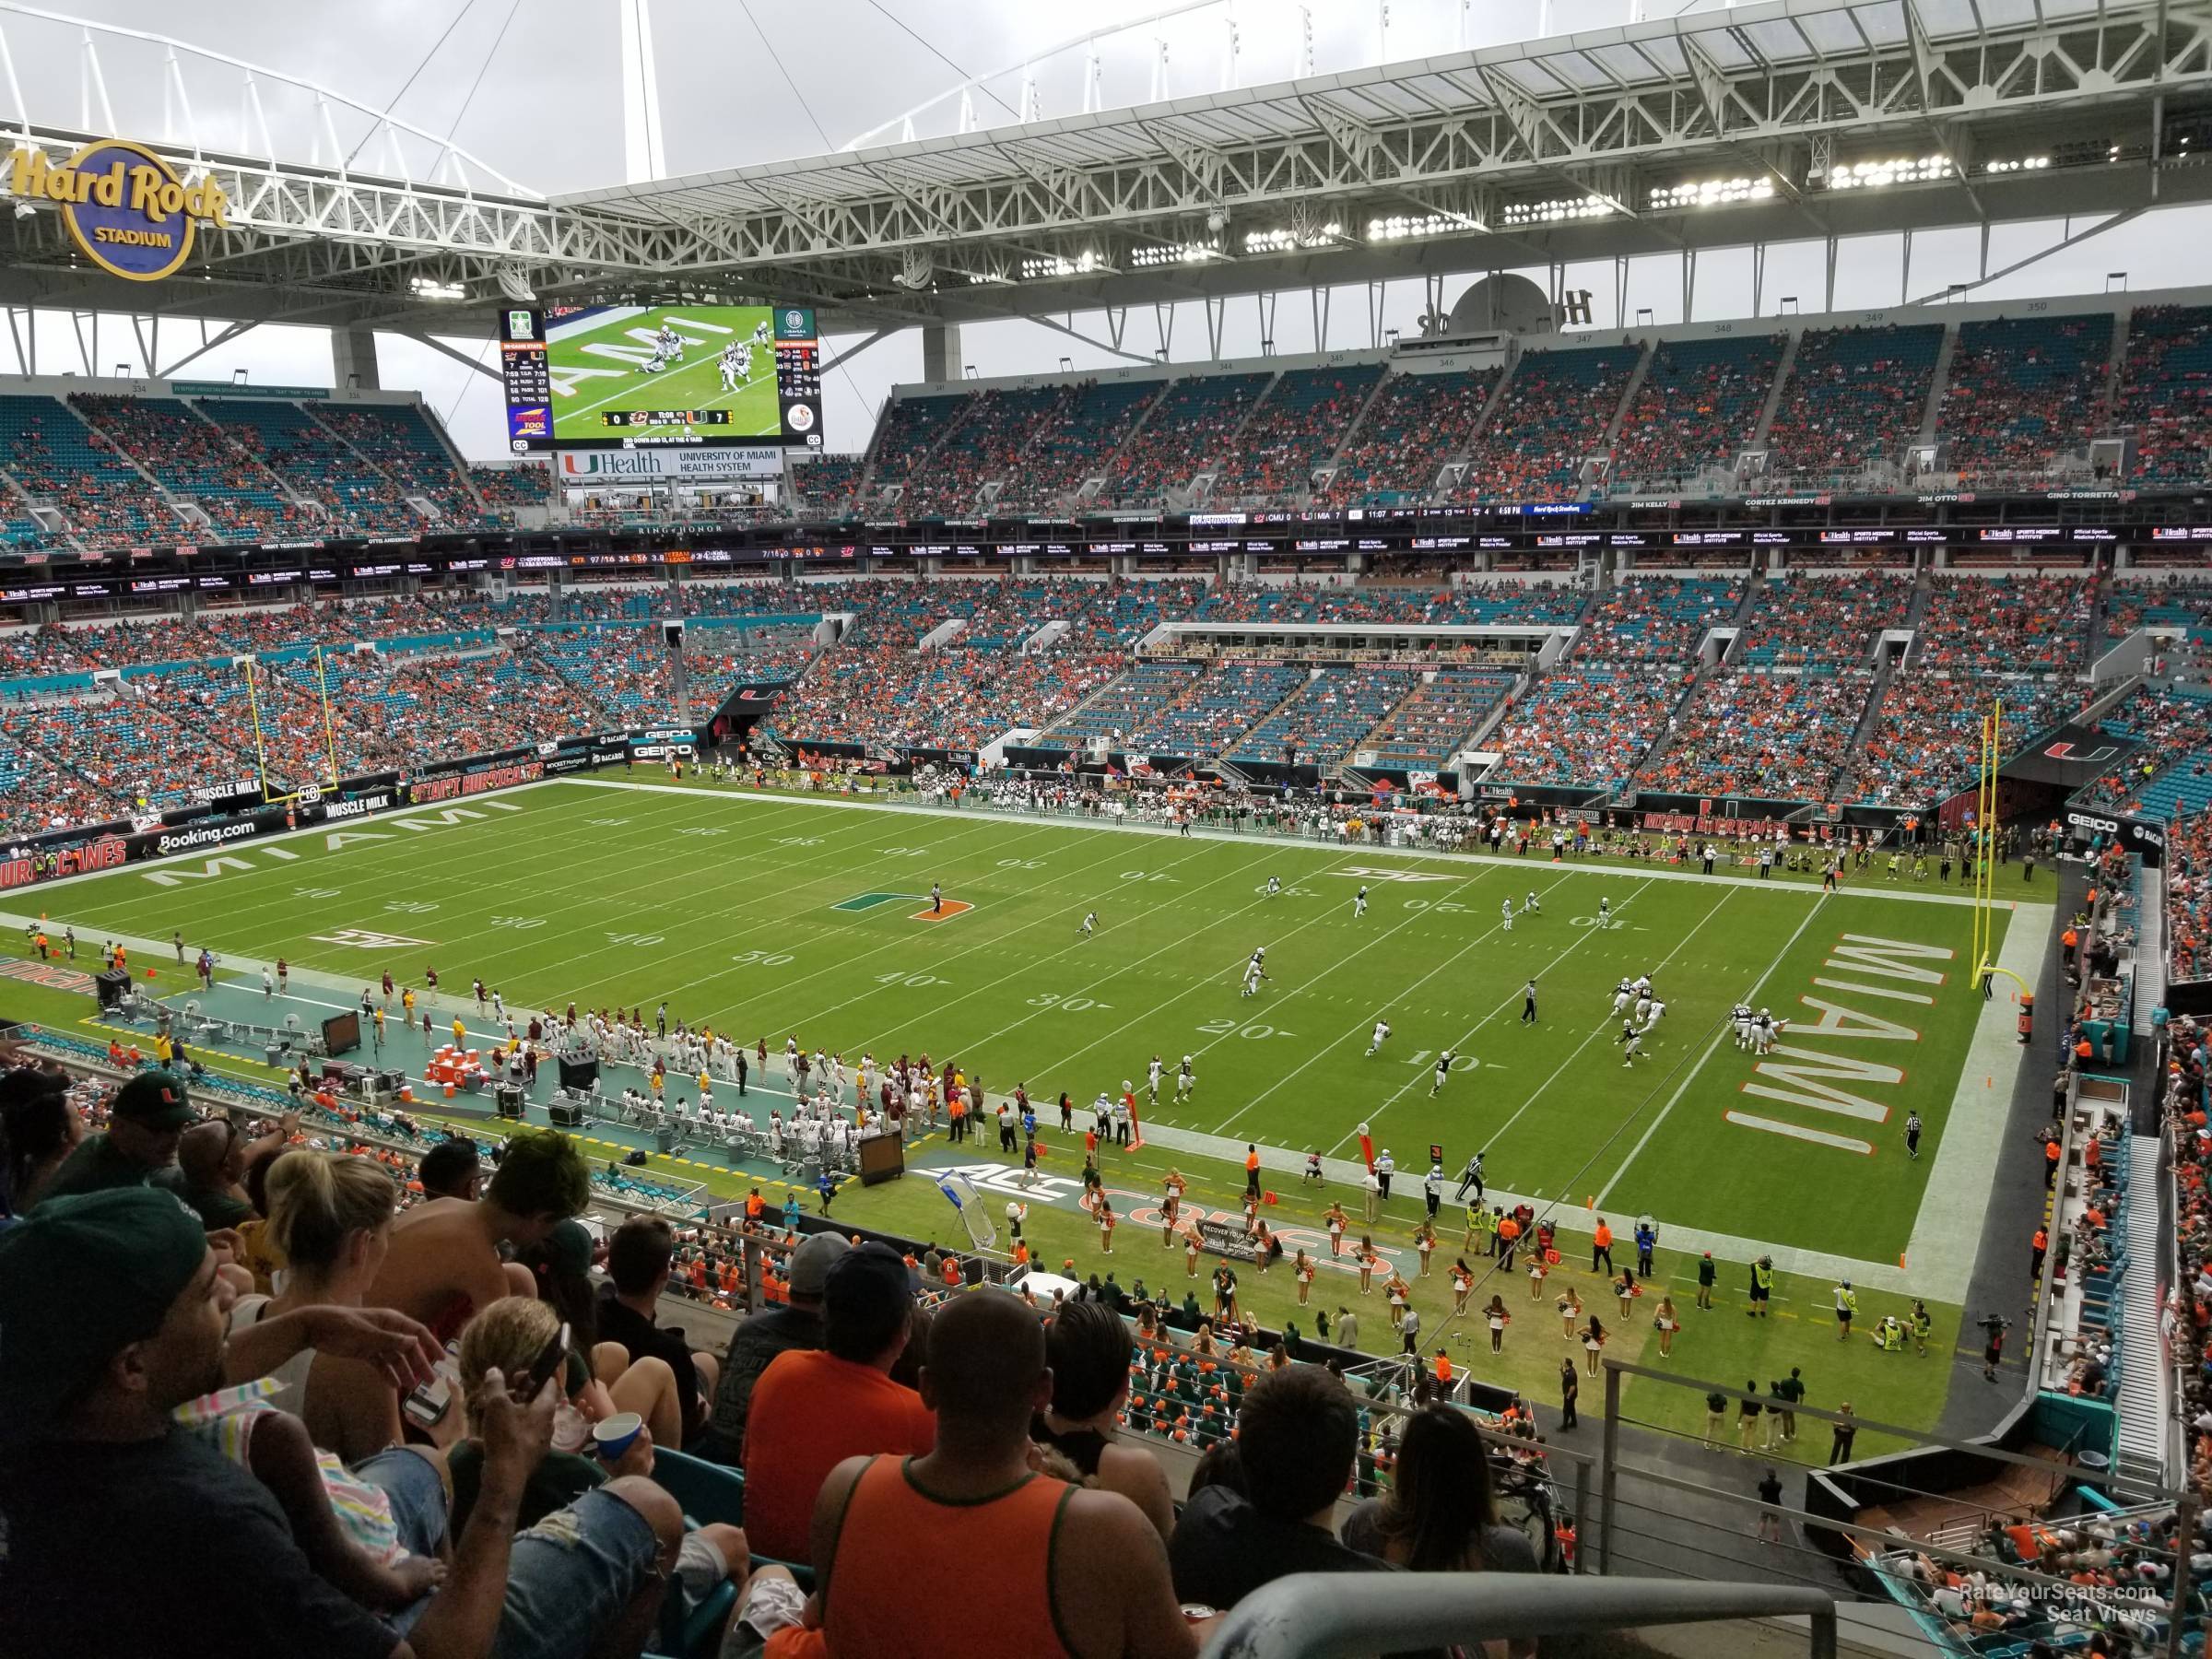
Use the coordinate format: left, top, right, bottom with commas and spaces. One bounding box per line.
240, 645, 343, 806
1970, 694, 2032, 1002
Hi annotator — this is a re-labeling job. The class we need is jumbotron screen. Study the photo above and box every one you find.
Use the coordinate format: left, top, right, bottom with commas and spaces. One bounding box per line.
498, 302, 823, 453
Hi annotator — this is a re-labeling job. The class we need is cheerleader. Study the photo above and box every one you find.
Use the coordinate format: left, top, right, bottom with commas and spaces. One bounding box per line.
1450, 1258, 1474, 1315
1582, 1314, 1608, 1377
1357, 1236, 1378, 1296
1294, 1249, 1315, 1305
1485, 1294, 1512, 1355
1653, 1292, 1679, 1359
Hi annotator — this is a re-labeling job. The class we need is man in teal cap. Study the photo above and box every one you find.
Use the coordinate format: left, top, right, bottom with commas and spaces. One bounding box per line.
38, 1068, 194, 1205
0, 1188, 693, 1659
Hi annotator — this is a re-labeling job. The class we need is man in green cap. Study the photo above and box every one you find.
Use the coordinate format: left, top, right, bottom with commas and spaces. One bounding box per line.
37, 1067, 194, 1205
0, 1188, 693, 1659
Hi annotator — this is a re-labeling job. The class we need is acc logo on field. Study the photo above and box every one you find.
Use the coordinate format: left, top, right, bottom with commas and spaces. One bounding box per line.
9, 139, 230, 282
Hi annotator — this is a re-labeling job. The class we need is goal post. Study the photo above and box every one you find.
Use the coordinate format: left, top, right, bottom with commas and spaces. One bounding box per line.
241, 645, 343, 806
1970, 695, 2030, 1000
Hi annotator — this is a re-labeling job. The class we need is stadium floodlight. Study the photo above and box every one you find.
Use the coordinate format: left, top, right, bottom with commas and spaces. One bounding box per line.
1981, 155, 2050, 175
1366, 211, 1479, 241
409, 276, 467, 300
1823, 156, 1953, 191
1646, 176, 1774, 210
1130, 238, 1223, 268
1241, 221, 1342, 253
1500, 195, 1616, 228
1019, 250, 1112, 279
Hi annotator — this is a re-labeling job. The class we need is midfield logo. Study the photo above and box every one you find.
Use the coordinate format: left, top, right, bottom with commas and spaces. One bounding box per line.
307, 929, 433, 950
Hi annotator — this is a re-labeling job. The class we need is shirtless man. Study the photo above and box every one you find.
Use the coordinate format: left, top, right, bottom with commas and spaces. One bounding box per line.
369, 1126, 589, 1345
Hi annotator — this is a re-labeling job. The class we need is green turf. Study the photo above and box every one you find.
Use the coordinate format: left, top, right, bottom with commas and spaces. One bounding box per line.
31, 776, 2006, 1265
547, 303, 784, 443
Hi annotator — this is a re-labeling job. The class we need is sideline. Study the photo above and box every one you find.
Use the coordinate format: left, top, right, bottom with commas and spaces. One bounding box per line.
568, 776, 2054, 913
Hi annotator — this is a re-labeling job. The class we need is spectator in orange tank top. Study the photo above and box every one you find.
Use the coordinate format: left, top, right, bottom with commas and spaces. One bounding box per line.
751, 1288, 1196, 1658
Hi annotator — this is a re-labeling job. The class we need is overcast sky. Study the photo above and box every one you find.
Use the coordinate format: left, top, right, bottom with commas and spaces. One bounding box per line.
8, 0, 2206, 460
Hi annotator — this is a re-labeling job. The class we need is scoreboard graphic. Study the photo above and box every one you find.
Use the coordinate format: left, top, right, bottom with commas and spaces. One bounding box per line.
500, 302, 823, 453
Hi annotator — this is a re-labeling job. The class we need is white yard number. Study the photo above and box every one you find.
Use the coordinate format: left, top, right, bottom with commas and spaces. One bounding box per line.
384, 900, 438, 914
1401, 900, 1465, 913
1570, 915, 1631, 930
1027, 992, 1108, 1012
1256, 883, 1315, 898
1119, 870, 1179, 883
877, 846, 928, 857
1405, 1050, 1478, 1071
677, 826, 727, 838
875, 971, 948, 988
585, 818, 630, 827
1197, 1018, 1293, 1041
293, 886, 340, 900
487, 915, 545, 930
731, 949, 795, 967
997, 858, 1045, 871
606, 931, 666, 947
776, 835, 825, 848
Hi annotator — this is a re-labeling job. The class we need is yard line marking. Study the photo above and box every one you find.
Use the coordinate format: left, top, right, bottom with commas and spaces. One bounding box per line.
873, 841, 1464, 1065
1592, 892, 1832, 1208
1208, 868, 1561, 1140
1478, 885, 1740, 1154
1316, 877, 1658, 1158
780, 830, 1237, 1043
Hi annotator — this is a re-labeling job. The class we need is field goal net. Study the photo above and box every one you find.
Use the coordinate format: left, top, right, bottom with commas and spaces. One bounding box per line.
934, 1171, 997, 1250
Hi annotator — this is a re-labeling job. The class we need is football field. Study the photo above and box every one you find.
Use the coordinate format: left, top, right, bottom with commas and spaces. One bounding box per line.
546, 304, 783, 443
19, 775, 2047, 1288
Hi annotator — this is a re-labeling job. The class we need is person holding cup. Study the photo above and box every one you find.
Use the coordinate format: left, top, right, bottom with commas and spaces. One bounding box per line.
452, 1297, 653, 1532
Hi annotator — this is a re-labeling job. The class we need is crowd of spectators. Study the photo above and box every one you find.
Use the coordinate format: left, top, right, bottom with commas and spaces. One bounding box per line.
1124, 659, 1307, 758
994, 379, 1164, 512
2071, 683, 2212, 818
1843, 675, 2074, 806
1315, 366, 1501, 506
1938, 315, 2113, 481
311, 404, 479, 527
1607, 335, 1786, 487
2101, 578, 2212, 649
1356, 668, 1517, 770
1491, 665, 1688, 790
863, 393, 971, 508
0, 393, 187, 551
1040, 660, 1205, 748
1102, 373, 1274, 505
787, 454, 865, 517
1916, 575, 2092, 675
0, 1049, 1567, 1659
71, 394, 318, 544
1208, 365, 1382, 504
2111, 304, 2212, 488
1573, 576, 1747, 663
1637, 671, 1873, 802
899, 384, 1073, 519
1764, 324, 1942, 481
466, 465, 552, 522
2171, 809, 2212, 984
1453, 344, 1640, 502
1229, 665, 1418, 767
195, 398, 418, 538
1735, 572, 1914, 668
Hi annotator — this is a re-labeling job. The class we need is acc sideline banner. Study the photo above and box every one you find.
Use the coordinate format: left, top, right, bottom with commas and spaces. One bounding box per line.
0, 729, 695, 890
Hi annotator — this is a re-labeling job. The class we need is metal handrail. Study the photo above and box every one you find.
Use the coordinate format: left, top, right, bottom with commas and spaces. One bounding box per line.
1195, 1575, 1836, 1659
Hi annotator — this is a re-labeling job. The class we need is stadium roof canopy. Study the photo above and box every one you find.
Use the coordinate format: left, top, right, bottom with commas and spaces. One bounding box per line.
0, 0, 2206, 338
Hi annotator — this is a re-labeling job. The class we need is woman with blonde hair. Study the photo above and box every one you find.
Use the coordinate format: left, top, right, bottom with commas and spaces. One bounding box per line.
232, 1149, 411, 1464
452, 1297, 650, 1531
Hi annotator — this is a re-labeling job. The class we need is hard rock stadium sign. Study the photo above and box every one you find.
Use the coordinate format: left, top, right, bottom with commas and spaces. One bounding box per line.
6, 140, 230, 282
